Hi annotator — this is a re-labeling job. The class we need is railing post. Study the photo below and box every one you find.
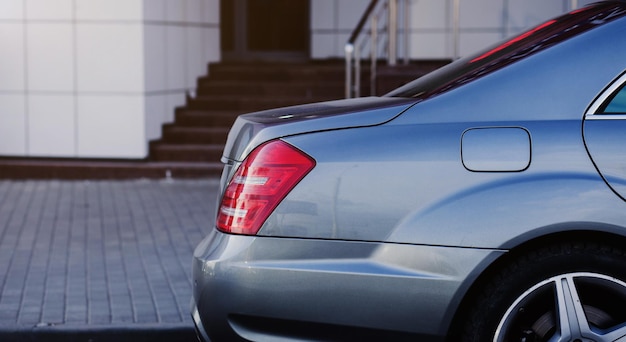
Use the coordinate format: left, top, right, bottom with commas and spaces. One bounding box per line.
452, 0, 460, 60
403, 0, 409, 65
371, 13, 378, 96
344, 0, 381, 98
345, 44, 354, 98
388, 0, 398, 66
355, 46, 361, 97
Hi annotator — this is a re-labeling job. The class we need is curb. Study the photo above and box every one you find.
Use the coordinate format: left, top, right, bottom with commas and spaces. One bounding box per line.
0, 323, 197, 342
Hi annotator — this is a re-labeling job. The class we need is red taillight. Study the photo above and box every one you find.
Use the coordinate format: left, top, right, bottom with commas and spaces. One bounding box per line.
216, 140, 315, 235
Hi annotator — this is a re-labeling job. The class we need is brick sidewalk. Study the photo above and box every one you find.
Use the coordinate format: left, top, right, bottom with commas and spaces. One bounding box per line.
0, 179, 219, 341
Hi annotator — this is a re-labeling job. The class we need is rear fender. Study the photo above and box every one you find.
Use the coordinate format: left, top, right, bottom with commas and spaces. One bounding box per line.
388, 172, 626, 249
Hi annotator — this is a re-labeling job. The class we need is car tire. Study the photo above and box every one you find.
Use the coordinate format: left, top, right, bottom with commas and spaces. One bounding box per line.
461, 241, 626, 341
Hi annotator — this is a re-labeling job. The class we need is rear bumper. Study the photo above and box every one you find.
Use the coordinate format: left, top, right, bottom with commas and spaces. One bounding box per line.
191, 300, 210, 342
191, 230, 503, 341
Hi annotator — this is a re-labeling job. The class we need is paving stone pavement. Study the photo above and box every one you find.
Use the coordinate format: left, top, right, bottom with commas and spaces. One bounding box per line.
0, 179, 220, 341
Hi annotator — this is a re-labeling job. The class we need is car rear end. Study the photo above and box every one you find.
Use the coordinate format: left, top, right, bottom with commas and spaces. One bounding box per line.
191, 3, 626, 339
190, 97, 505, 341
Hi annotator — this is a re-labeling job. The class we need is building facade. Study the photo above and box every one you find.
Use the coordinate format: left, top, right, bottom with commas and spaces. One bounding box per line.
0, 0, 592, 159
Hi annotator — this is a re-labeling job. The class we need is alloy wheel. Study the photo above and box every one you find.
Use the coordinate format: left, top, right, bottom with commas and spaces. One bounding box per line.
494, 272, 626, 342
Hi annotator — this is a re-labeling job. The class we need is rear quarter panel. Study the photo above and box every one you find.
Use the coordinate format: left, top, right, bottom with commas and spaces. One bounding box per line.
261, 19, 626, 248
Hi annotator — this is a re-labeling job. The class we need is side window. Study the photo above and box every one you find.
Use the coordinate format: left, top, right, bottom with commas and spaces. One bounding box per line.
599, 83, 626, 114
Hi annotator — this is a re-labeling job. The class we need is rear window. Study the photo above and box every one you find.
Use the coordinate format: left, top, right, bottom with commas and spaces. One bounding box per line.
388, 1, 626, 100
599, 82, 626, 113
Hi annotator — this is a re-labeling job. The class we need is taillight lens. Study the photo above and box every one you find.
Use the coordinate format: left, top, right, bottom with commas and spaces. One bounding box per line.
216, 140, 315, 235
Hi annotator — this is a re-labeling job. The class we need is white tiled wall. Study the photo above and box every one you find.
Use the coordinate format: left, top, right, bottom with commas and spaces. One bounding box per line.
165, 26, 187, 91
27, 23, 75, 92
77, 24, 144, 93
75, 0, 143, 21
311, 0, 370, 59
0, 94, 26, 156
0, 0, 23, 19
143, 0, 221, 156
0, 0, 220, 159
28, 95, 75, 156
77, 95, 145, 158
0, 22, 25, 91
144, 24, 167, 93
145, 94, 167, 141
25, 0, 73, 20
187, 26, 207, 89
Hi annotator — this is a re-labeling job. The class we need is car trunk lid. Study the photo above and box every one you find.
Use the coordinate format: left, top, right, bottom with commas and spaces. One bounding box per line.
222, 97, 417, 162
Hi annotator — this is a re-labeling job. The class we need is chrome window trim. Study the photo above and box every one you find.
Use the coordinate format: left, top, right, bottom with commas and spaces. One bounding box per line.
585, 114, 626, 120
586, 71, 626, 119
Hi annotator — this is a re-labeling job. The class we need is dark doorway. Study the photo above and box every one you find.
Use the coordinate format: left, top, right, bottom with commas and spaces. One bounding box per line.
221, 0, 310, 61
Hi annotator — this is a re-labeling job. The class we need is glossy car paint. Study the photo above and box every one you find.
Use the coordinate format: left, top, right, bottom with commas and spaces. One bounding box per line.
221, 97, 417, 162
585, 72, 626, 200
192, 2, 626, 341
260, 4, 626, 247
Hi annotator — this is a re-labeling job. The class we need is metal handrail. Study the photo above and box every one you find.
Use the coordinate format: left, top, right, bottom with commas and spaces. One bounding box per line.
345, 0, 408, 98
347, 0, 380, 47
345, 0, 379, 98
345, 0, 581, 98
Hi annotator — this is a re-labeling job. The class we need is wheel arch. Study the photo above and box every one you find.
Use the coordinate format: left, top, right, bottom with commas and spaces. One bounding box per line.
445, 227, 626, 341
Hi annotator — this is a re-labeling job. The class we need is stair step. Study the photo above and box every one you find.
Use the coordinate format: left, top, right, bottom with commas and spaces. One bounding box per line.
197, 75, 350, 87
207, 66, 345, 82
196, 81, 346, 99
145, 60, 451, 169
188, 96, 324, 111
162, 125, 230, 144
150, 143, 224, 162
174, 109, 244, 127
208, 62, 345, 74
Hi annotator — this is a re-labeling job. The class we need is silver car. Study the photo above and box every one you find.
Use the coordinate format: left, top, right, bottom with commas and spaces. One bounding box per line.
192, 2, 626, 341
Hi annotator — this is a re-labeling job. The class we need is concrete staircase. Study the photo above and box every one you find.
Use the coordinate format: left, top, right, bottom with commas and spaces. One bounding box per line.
147, 59, 449, 169
148, 61, 348, 166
